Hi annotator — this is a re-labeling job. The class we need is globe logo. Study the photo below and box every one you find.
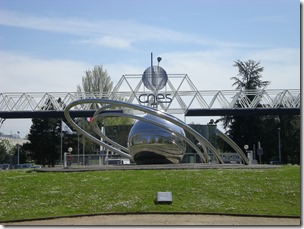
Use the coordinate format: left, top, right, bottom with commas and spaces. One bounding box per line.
142, 66, 168, 91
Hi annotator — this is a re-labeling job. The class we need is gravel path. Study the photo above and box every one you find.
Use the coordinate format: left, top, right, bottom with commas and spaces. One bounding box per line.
3, 214, 300, 226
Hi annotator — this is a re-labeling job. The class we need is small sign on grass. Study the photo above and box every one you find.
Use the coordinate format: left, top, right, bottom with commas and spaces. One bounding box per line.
156, 191, 172, 204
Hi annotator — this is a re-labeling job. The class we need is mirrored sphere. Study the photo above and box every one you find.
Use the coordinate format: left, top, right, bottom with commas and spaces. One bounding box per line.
128, 114, 186, 164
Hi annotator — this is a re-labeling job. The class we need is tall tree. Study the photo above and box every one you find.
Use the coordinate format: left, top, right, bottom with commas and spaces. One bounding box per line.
231, 60, 270, 90
0, 139, 14, 164
277, 115, 300, 163
221, 60, 300, 164
24, 98, 62, 166
76, 65, 133, 154
77, 65, 113, 98
220, 60, 270, 160
24, 117, 60, 167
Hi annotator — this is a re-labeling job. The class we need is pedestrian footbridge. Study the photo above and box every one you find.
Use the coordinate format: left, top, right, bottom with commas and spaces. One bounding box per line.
0, 74, 300, 118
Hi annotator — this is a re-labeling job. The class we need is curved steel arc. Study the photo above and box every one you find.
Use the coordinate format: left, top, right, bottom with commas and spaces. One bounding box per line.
64, 101, 132, 159
64, 99, 224, 164
91, 115, 129, 154
215, 129, 249, 165
91, 105, 130, 154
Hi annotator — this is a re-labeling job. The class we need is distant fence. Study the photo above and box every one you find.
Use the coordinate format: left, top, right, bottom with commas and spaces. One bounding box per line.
63, 152, 243, 168
63, 153, 131, 167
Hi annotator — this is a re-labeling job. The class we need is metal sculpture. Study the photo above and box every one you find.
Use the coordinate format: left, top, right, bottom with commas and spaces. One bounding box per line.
64, 98, 250, 165
63, 54, 251, 165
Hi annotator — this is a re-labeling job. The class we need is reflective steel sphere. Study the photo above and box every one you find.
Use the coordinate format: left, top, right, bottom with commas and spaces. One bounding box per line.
128, 114, 186, 164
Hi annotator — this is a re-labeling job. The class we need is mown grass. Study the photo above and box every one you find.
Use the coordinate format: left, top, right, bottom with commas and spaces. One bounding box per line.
0, 165, 300, 221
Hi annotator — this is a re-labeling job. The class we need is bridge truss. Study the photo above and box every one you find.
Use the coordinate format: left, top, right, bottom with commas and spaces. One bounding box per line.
0, 74, 300, 118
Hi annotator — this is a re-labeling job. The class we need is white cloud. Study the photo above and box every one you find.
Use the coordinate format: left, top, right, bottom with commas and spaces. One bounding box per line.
0, 51, 90, 92
0, 46, 299, 94
243, 48, 299, 64
241, 48, 300, 89
0, 9, 260, 50
0, 9, 95, 35
158, 50, 240, 90
158, 48, 300, 90
105, 47, 299, 94
79, 36, 133, 49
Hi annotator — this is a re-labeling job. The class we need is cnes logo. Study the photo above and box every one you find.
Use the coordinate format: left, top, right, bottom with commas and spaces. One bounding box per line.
141, 65, 172, 105
139, 93, 172, 104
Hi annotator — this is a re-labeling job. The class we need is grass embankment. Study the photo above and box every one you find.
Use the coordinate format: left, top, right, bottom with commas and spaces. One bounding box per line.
0, 165, 300, 221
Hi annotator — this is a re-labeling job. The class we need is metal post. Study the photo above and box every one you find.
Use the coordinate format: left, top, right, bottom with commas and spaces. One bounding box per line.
258, 142, 261, 164
278, 128, 281, 162
253, 144, 256, 161
60, 119, 63, 165
77, 132, 80, 164
82, 135, 85, 165
17, 131, 20, 164
101, 124, 104, 153
259, 154, 261, 164
64, 152, 68, 168
151, 52, 158, 109
17, 144, 20, 164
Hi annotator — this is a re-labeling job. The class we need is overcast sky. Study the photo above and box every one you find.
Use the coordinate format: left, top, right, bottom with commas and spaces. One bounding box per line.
0, 0, 300, 137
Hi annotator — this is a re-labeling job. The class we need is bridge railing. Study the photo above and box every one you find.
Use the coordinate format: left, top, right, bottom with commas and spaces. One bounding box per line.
0, 89, 300, 114
0, 92, 108, 112
187, 89, 300, 110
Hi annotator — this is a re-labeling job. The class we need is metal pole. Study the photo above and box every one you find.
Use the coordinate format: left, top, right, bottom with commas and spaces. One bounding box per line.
278, 128, 281, 162
77, 132, 80, 165
83, 135, 85, 165
253, 144, 256, 161
258, 141, 261, 164
151, 52, 158, 109
64, 152, 68, 169
17, 131, 20, 164
60, 119, 63, 165
259, 154, 261, 164
17, 144, 20, 164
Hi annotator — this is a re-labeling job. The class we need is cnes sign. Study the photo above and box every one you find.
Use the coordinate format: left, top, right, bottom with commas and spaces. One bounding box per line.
139, 93, 172, 104
140, 65, 172, 105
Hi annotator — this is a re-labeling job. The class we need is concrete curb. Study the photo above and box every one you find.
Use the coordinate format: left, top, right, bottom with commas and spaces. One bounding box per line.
0, 211, 300, 224
35, 163, 282, 172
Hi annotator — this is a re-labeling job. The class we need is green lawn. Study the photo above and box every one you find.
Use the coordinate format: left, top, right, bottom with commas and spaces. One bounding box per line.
0, 165, 300, 221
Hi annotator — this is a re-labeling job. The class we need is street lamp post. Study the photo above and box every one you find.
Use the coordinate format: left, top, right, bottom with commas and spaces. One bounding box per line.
278, 128, 281, 162
64, 147, 73, 169
244, 145, 250, 164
